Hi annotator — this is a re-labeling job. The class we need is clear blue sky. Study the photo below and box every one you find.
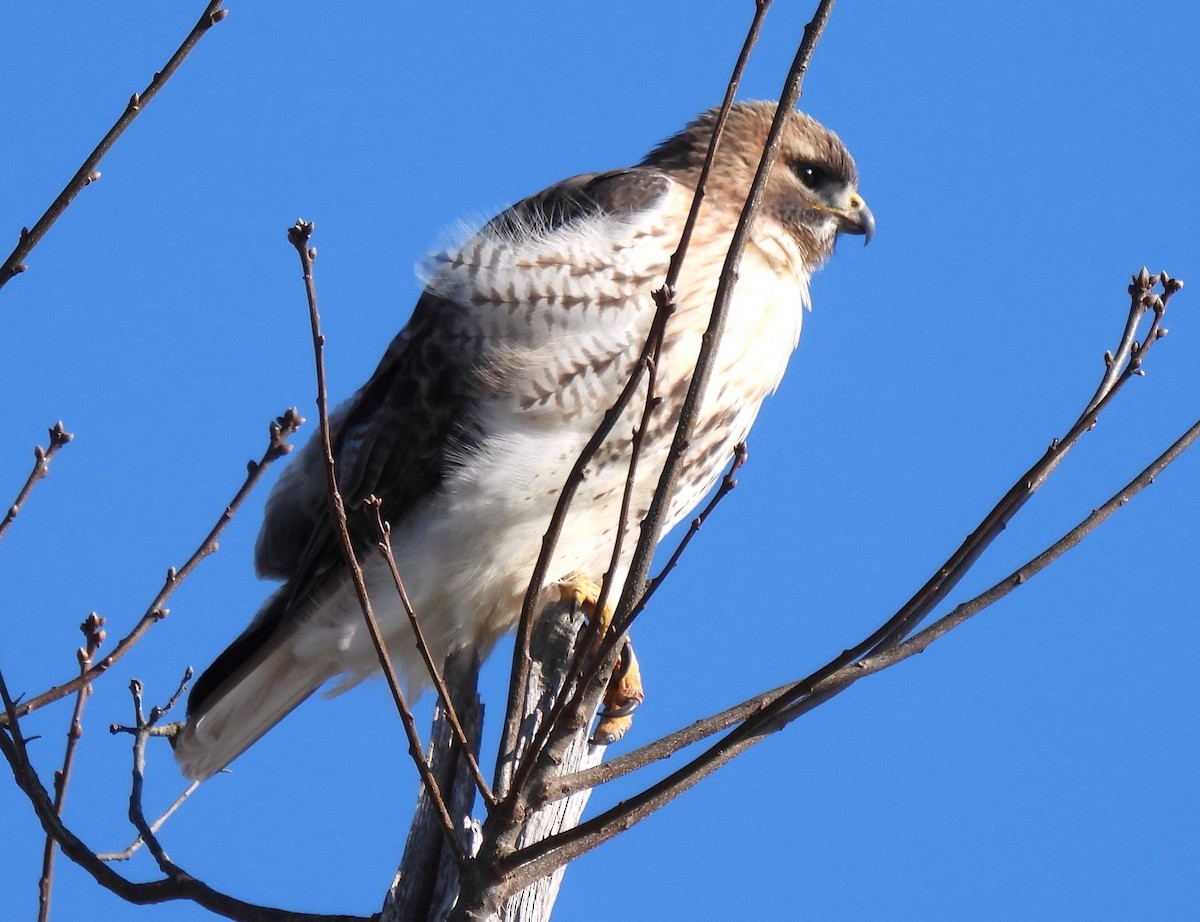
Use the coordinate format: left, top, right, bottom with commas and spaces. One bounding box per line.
2, 3, 1198, 920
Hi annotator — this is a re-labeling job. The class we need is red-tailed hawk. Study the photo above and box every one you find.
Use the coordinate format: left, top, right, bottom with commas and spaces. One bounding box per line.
175, 101, 872, 780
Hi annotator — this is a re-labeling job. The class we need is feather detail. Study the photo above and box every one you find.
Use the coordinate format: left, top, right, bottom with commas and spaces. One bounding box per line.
174, 638, 330, 781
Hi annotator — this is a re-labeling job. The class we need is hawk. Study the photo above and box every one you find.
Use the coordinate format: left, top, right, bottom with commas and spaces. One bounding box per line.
175, 101, 872, 780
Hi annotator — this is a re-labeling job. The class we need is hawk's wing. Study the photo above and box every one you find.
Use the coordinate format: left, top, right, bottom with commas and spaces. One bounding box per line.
257, 166, 674, 584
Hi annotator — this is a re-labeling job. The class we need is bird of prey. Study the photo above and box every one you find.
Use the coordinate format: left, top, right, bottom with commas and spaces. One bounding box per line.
174, 101, 872, 780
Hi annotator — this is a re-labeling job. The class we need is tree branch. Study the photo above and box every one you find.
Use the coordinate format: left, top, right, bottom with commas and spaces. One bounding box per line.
0, 408, 303, 726
287, 220, 465, 865
0, 669, 375, 922
366, 498, 496, 808
384, 649, 484, 922
0, 2, 229, 293
109, 677, 193, 878
37, 613, 103, 922
610, 0, 837, 643
523, 271, 1189, 855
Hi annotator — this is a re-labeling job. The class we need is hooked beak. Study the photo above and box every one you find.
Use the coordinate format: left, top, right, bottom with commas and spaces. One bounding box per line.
836, 192, 874, 244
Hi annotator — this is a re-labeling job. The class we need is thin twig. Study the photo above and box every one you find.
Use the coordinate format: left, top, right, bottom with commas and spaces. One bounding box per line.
110, 678, 191, 877
496, 300, 670, 796
385, 648, 483, 922
365, 497, 497, 807
662, 0, 775, 297
0, 2, 229, 293
637, 441, 748, 622
1, 409, 304, 726
96, 780, 201, 862
512, 0, 832, 825
0, 422, 73, 544
866, 412, 1200, 675
287, 220, 465, 865
873, 269, 1180, 649
527, 443, 752, 804
37, 613, 103, 922
1085, 267, 1169, 415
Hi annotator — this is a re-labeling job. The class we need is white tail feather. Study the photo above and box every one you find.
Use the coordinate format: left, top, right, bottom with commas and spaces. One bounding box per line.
174, 642, 330, 781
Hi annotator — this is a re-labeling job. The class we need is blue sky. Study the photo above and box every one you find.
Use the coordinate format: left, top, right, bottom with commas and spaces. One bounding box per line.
2, 2, 1198, 920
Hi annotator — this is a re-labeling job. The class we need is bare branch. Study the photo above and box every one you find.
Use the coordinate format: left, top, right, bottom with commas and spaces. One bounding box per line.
287, 220, 465, 865
635, 441, 747, 623
109, 676, 192, 877
477, 0, 837, 902
366, 497, 496, 807
0, 2, 229, 293
505, 0, 837, 845
385, 650, 484, 922
503, 314, 669, 802
0, 421, 73, 544
96, 779, 201, 863
510, 270, 1190, 873
536, 679, 790, 804
37, 613, 103, 922
662, 1, 776, 296
496, 297, 669, 797
868, 410, 1200, 674
874, 269, 1182, 649
496, 0, 775, 790
1, 669, 374, 922
0, 408, 303, 726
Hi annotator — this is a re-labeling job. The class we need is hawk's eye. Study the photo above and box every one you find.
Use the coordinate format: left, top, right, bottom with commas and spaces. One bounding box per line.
792, 160, 828, 190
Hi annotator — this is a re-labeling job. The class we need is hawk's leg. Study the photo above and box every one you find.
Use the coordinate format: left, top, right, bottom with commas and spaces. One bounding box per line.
556, 575, 645, 744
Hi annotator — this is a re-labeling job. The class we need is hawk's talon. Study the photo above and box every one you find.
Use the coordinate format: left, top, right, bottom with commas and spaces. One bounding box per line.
593, 637, 644, 745
555, 574, 645, 744
611, 638, 634, 683
556, 573, 612, 635
598, 696, 641, 720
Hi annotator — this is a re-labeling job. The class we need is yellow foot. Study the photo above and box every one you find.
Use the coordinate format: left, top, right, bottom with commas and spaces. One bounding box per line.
556, 573, 611, 633
554, 573, 645, 745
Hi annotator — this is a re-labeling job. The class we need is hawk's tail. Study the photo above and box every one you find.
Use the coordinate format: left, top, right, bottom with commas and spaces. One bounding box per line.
174, 588, 330, 781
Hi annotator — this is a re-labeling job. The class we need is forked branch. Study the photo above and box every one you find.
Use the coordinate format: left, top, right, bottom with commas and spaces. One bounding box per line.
0, 670, 373, 922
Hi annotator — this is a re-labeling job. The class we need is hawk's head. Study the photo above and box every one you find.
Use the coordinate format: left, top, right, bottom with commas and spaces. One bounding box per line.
642, 101, 873, 268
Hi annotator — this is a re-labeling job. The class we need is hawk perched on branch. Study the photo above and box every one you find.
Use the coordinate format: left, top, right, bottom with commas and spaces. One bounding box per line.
175, 101, 872, 780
